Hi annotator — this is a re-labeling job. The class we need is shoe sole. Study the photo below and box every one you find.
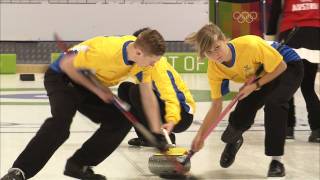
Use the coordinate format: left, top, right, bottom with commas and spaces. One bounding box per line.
64, 172, 80, 179
267, 172, 285, 178
285, 136, 294, 139
267, 176, 285, 179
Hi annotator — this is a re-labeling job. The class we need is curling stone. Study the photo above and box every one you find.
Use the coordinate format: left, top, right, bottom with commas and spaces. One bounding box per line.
148, 129, 191, 178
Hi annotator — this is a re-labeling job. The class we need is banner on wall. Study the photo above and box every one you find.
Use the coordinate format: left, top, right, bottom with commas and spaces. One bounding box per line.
52, 52, 209, 73
209, 0, 272, 39
165, 53, 208, 73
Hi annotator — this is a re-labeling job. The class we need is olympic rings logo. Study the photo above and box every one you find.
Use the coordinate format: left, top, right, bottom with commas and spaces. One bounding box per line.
233, 11, 258, 24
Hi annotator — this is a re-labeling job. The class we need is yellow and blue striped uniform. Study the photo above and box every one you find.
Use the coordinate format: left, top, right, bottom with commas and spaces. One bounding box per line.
149, 57, 195, 124
208, 35, 300, 99
50, 35, 152, 87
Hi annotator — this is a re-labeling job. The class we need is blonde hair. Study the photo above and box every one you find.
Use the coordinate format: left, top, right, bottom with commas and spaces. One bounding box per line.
185, 23, 226, 60
134, 29, 166, 56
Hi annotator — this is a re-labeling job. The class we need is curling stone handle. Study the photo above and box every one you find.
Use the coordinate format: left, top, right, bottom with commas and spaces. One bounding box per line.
161, 128, 174, 146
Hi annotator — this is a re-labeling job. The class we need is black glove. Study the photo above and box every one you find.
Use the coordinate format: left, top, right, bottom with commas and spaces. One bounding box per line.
152, 133, 169, 152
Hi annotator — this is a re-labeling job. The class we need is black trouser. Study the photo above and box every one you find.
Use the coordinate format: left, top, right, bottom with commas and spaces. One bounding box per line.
223, 61, 303, 156
12, 68, 132, 179
117, 82, 193, 139
280, 27, 320, 130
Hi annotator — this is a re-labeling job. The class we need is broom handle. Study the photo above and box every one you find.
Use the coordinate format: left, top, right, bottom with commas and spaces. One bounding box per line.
162, 128, 173, 145
202, 76, 257, 140
181, 71, 259, 166
81, 70, 162, 149
161, 128, 177, 148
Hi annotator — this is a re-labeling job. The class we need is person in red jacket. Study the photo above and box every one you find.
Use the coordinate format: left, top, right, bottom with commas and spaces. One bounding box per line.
266, 0, 320, 142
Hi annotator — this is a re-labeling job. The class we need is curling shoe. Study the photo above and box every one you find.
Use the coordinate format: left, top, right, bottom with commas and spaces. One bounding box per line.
128, 133, 176, 147
128, 137, 152, 147
286, 127, 294, 140
64, 160, 106, 180
309, 129, 320, 143
1, 168, 26, 180
220, 136, 243, 168
267, 160, 285, 177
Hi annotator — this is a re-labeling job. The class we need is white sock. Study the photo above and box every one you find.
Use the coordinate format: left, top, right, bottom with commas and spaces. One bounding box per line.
272, 156, 282, 162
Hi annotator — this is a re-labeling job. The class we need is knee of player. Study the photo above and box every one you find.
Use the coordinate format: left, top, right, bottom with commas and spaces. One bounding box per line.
100, 119, 132, 132
41, 118, 71, 142
264, 99, 289, 111
128, 85, 141, 103
118, 82, 135, 99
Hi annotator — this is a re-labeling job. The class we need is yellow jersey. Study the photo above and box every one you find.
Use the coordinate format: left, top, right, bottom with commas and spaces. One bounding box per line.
150, 57, 195, 124
208, 35, 283, 99
50, 35, 152, 87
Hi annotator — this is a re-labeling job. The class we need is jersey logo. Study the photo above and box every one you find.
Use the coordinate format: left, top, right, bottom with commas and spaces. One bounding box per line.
292, 2, 319, 11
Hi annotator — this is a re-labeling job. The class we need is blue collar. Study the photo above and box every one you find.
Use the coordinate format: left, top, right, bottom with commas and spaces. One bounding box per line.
122, 41, 134, 65
224, 43, 236, 67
